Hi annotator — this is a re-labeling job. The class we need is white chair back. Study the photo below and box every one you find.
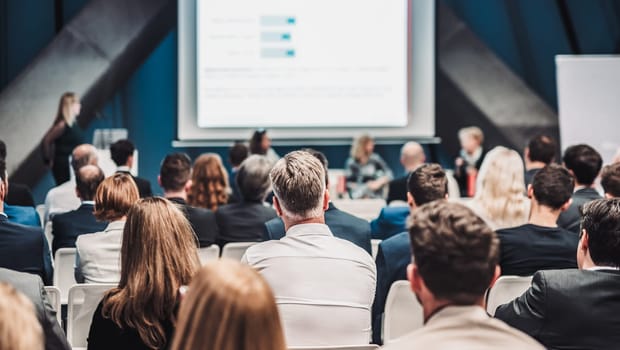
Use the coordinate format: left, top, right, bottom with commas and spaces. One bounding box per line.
67, 284, 115, 347
36, 204, 45, 227
221, 242, 257, 261
53, 248, 77, 304
371, 239, 381, 259
290, 346, 379, 350
44, 222, 53, 254
43, 286, 61, 325
486, 275, 533, 316
331, 199, 386, 221
383, 280, 423, 344
198, 245, 220, 264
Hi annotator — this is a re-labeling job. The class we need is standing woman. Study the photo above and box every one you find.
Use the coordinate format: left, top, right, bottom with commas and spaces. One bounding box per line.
42, 92, 84, 185
345, 134, 393, 199
249, 129, 280, 164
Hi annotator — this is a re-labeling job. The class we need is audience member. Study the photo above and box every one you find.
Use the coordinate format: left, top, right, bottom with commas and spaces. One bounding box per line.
381, 201, 542, 349
0, 158, 53, 285
524, 134, 557, 186
187, 153, 229, 211
75, 173, 139, 283
496, 198, 620, 349
0, 268, 69, 350
386, 142, 425, 203
109, 139, 152, 198
88, 197, 200, 350
264, 149, 371, 254
0, 141, 39, 225
243, 151, 376, 346
0, 140, 35, 207
4, 203, 41, 227
228, 142, 249, 202
0, 282, 43, 350
372, 163, 448, 344
51, 165, 107, 254
600, 162, 620, 198
497, 164, 578, 276
44, 143, 98, 220
159, 153, 218, 247
454, 126, 486, 196
170, 260, 286, 350
249, 129, 280, 164
467, 146, 529, 230
345, 134, 393, 199
557, 144, 603, 233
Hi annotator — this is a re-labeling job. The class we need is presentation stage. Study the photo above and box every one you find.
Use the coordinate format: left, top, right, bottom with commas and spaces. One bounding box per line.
196, 0, 408, 128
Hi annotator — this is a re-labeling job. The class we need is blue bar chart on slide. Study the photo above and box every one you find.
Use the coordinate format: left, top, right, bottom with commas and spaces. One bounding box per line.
260, 15, 296, 59
261, 32, 292, 42
260, 16, 296, 26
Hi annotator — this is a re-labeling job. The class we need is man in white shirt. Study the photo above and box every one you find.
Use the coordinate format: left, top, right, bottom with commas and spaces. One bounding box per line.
242, 150, 376, 347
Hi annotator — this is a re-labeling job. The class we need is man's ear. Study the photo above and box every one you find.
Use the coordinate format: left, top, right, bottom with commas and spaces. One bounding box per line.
488, 265, 501, 289
323, 189, 330, 211
157, 175, 162, 188
560, 198, 573, 212
273, 196, 283, 217
75, 187, 82, 200
407, 192, 416, 210
527, 184, 534, 199
408, 263, 423, 294
524, 147, 530, 161
580, 230, 589, 253
0, 179, 6, 202
605, 192, 614, 199
183, 180, 193, 193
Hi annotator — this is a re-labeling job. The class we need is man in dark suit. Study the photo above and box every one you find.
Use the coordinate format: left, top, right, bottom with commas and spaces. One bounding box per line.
454, 126, 486, 197
523, 134, 557, 187
601, 162, 620, 198
51, 165, 107, 254
386, 141, 426, 204
265, 149, 372, 254
0, 268, 70, 350
216, 155, 277, 247
557, 144, 602, 233
110, 139, 152, 198
498, 165, 578, 276
372, 163, 449, 344
496, 198, 620, 349
159, 153, 218, 247
0, 140, 35, 206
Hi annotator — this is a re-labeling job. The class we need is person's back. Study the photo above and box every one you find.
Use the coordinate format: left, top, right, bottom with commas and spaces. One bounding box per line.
0, 218, 52, 285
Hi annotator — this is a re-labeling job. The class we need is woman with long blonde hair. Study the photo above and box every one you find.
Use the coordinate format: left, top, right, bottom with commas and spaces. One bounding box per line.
345, 134, 393, 199
87, 197, 200, 350
170, 259, 286, 350
0, 283, 43, 350
41, 92, 84, 185
188, 153, 229, 211
467, 146, 530, 230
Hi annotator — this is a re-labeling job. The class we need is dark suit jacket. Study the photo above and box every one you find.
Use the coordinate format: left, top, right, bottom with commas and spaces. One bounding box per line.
497, 224, 579, 276
496, 269, 620, 350
370, 206, 409, 240
117, 171, 152, 198
524, 168, 541, 188
386, 175, 408, 204
372, 231, 410, 344
167, 197, 218, 247
215, 201, 277, 247
0, 268, 71, 350
0, 215, 53, 285
557, 188, 602, 233
51, 203, 107, 255
455, 149, 486, 197
6, 183, 35, 207
264, 202, 372, 254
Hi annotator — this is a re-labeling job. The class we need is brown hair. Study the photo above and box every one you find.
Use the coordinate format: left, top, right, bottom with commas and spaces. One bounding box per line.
94, 173, 140, 221
601, 163, 620, 198
54, 92, 79, 125
102, 197, 200, 349
407, 163, 448, 206
350, 134, 373, 162
409, 201, 499, 304
0, 283, 43, 350
188, 153, 229, 211
170, 260, 286, 350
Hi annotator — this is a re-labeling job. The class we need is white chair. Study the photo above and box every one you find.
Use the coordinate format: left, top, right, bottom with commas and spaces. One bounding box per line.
36, 204, 45, 227
67, 284, 115, 348
221, 242, 257, 261
198, 245, 220, 264
44, 222, 53, 255
290, 346, 379, 350
43, 286, 61, 325
383, 280, 423, 344
53, 248, 77, 304
371, 239, 382, 259
331, 199, 386, 221
486, 275, 533, 316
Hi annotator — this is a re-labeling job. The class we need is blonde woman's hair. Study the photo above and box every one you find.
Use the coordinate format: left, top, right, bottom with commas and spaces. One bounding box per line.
0, 283, 43, 350
188, 153, 229, 211
102, 197, 200, 350
458, 126, 484, 144
350, 134, 373, 162
170, 260, 286, 350
94, 173, 140, 221
473, 146, 528, 229
54, 92, 79, 126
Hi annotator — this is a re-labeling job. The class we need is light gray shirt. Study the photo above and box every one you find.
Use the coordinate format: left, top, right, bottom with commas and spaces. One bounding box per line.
242, 223, 377, 347
75, 221, 125, 284
44, 179, 80, 222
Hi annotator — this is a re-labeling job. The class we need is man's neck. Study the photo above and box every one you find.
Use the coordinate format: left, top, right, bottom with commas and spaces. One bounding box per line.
283, 216, 325, 232
164, 189, 187, 201
575, 182, 595, 190
525, 161, 546, 171
404, 162, 424, 173
423, 297, 484, 323
528, 202, 560, 227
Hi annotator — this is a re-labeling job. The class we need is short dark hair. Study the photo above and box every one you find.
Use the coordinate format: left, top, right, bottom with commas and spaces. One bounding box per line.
580, 198, 620, 267
302, 148, 329, 186
407, 164, 448, 206
409, 201, 499, 304
527, 134, 557, 164
160, 153, 192, 192
531, 164, 574, 210
601, 163, 620, 198
76, 165, 105, 201
229, 143, 249, 167
562, 144, 602, 185
110, 139, 135, 167
249, 129, 267, 155
0, 140, 6, 160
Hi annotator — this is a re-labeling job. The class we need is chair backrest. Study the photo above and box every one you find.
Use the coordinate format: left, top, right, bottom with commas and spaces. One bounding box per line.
53, 248, 77, 304
221, 242, 257, 261
383, 280, 423, 343
331, 199, 386, 221
43, 286, 61, 325
44, 222, 53, 254
36, 204, 45, 227
67, 283, 116, 347
198, 245, 220, 264
290, 346, 379, 350
486, 275, 533, 316
371, 239, 382, 259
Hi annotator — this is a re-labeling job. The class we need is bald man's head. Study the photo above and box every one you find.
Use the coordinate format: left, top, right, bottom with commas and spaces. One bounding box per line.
71, 144, 98, 174
401, 142, 425, 171
76, 165, 104, 201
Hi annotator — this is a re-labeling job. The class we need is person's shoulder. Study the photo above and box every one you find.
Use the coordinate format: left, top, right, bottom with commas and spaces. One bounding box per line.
330, 235, 375, 264
0, 267, 40, 286
76, 230, 105, 246
496, 224, 532, 237
2, 219, 43, 236
328, 205, 368, 225
382, 231, 410, 248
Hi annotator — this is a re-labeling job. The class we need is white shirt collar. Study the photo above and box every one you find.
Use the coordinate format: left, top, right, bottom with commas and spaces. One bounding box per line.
586, 266, 620, 271
0, 212, 7, 218
285, 223, 333, 237
117, 166, 131, 172
81, 201, 95, 206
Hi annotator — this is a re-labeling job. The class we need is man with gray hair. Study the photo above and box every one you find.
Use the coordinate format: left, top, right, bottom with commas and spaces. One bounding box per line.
242, 150, 376, 347
386, 142, 426, 204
